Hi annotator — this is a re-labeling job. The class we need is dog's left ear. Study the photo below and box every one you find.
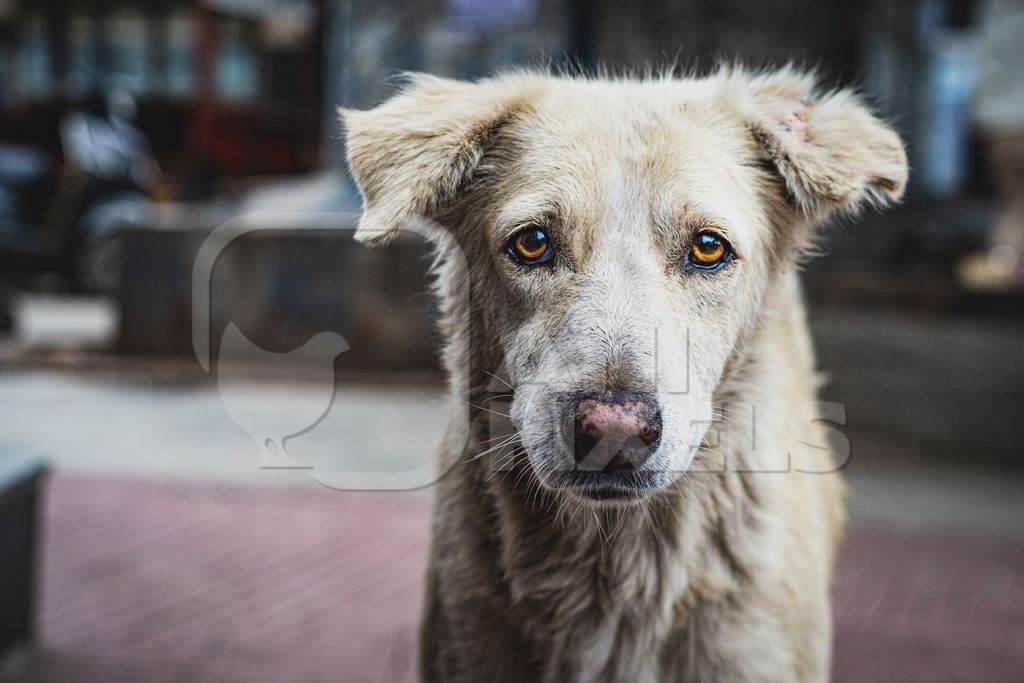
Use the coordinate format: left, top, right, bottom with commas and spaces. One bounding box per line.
742, 68, 908, 221
341, 74, 535, 245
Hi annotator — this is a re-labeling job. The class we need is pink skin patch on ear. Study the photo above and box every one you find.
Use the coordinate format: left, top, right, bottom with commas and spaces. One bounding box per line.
778, 105, 811, 144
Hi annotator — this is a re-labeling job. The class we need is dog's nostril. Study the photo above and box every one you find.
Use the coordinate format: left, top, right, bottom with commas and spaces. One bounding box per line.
574, 432, 600, 460
639, 423, 661, 445
572, 392, 662, 470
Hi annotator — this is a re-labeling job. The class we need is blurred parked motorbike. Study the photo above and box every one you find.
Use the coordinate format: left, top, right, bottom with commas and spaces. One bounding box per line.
0, 91, 157, 329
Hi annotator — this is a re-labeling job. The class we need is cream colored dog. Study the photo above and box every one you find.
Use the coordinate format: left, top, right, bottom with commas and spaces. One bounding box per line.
343, 66, 906, 682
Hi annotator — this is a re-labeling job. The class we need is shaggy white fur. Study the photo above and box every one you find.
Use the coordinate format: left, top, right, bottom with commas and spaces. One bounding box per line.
343, 66, 906, 682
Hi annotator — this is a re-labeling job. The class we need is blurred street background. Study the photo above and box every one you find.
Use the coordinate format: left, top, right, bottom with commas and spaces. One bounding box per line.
0, 0, 1022, 681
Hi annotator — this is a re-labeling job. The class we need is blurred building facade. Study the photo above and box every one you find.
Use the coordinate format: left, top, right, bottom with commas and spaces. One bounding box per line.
0, 0, 991, 203
0, 0, 323, 193
0, 1, 1020, 465
322, 0, 984, 203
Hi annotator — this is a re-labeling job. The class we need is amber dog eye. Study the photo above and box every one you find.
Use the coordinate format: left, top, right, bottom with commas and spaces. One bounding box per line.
507, 227, 553, 265
686, 231, 733, 271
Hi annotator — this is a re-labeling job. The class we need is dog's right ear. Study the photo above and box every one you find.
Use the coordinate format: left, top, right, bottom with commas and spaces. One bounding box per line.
341, 74, 534, 245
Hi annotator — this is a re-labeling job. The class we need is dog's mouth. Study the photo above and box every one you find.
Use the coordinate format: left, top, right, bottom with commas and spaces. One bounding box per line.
551, 470, 662, 502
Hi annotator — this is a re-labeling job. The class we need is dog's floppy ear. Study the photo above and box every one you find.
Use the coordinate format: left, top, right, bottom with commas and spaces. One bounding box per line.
742, 68, 908, 221
341, 74, 534, 245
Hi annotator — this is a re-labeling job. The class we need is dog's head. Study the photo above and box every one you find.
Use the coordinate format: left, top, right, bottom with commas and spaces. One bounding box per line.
343, 68, 906, 503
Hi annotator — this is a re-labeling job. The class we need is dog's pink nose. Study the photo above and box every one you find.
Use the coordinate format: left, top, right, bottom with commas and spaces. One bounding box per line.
573, 392, 662, 471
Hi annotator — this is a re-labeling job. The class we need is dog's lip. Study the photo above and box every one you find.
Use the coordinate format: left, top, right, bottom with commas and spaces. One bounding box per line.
552, 470, 662, 501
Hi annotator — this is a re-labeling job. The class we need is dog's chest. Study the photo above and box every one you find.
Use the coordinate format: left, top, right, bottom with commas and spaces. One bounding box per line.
505, 523, 688, 682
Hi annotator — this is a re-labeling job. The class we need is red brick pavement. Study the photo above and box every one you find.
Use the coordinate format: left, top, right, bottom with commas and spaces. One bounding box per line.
5, 474, 1024, 682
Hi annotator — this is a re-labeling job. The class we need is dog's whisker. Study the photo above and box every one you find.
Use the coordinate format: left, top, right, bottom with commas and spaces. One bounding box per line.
481, 370, 515, 392
479, 393, 515, 403
463, 436, 519, 463
474, 432, 518, 446
566, 497, 583, 528
485, 447, 527, 483
709, 410, 742, 427
488, 451, 516, 475
609, 506, 628, 542
468, 403, 514, 419
592, 507, 608, 548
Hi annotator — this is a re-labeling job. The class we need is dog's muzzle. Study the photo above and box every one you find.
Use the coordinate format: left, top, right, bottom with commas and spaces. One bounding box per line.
548, 391, 662, 502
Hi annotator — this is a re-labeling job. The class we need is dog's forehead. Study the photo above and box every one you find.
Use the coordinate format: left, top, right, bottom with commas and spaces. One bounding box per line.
496, 81, 764, 240
519, 83, 722, 157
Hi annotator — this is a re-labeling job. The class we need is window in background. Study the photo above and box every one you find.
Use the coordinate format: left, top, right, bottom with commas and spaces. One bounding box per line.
166, 9, 195, 99
15, 12, 52, 101
446, 0, 537, 32
0, 42, 7, 108
66, 11, 98, 98
917, 0, 976, 200
108, 9, 151, 95
259, 12, 311, 107
215, 18, 258, 103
